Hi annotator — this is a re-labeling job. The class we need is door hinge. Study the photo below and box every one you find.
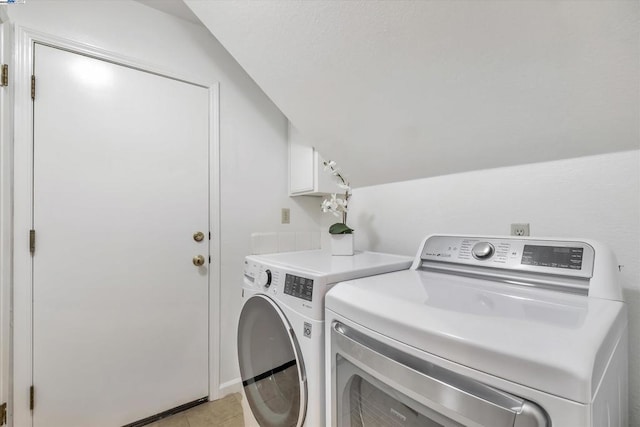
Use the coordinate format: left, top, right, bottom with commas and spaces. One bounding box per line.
0, 402, 6, 425
29, 229, 36, 254
31, 75, 35, 100
1, 64, 7, 87
29, 386, 34, 411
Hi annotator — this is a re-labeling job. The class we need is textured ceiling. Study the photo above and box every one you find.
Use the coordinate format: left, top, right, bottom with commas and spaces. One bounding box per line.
135, 0, 201, 25
186, 1, 639, 187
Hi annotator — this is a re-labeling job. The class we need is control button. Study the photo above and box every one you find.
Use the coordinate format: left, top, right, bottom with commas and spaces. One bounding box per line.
472, 242, 495, 260
258, 269, 272, 288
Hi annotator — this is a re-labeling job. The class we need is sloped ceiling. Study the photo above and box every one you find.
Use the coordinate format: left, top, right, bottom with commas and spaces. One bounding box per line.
135, 0, 202, 25
186, 1, 639, 187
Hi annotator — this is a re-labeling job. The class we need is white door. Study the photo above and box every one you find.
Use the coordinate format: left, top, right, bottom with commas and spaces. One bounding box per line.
32, 44, 210, 427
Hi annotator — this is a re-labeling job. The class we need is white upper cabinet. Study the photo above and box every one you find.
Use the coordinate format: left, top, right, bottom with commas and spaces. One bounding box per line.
289, 123, 334, 196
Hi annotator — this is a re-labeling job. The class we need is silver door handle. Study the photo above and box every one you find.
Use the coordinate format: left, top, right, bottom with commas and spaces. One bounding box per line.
331, 322, 549, 427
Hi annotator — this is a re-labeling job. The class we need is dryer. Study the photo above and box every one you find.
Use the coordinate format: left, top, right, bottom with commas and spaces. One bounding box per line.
325, 235, 628, 427
239, 249, 413, 427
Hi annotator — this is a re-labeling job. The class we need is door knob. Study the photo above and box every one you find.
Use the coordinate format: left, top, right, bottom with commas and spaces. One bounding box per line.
193, 232, 205, 242
193, 255, 206, 266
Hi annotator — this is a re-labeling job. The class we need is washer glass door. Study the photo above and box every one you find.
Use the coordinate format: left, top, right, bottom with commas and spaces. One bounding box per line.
238, 295, 306, 427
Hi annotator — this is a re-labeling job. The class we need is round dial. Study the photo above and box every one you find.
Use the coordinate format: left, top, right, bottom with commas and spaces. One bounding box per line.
472, 242, 495, 260
258, 269, 272, 288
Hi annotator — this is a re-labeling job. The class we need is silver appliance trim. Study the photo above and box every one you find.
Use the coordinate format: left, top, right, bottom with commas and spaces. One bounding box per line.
420, 236, 595, 280
419, 262, 590, 296
332, 321, 549, 427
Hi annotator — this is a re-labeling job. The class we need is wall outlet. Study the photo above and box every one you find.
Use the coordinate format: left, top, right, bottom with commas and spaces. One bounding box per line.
281, 208, 291, 224
510, 223, 530, 236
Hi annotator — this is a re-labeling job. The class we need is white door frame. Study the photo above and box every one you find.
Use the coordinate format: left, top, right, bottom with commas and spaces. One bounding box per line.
11, 26, 221, 427
0, 8, 14, 426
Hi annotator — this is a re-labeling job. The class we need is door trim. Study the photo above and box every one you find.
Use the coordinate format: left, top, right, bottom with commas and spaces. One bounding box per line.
0, 10, 13, 427
11, 26, 222, 427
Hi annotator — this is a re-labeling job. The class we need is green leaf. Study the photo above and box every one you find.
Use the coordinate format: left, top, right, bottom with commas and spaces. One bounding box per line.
329, 223, 354, 234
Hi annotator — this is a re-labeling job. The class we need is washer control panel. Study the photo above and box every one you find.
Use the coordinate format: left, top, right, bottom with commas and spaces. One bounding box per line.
284, 274, 314, 301
243, 260, 316, 302
257, 269, 272, 288
421, 236, 594, 278
243, 257, 329, 321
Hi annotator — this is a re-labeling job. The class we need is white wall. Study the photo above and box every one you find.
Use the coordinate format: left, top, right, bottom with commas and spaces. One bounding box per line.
4, 0, 320, 402
347, 150, 640, 424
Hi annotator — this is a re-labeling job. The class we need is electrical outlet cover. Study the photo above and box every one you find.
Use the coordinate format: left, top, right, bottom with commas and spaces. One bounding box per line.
510, 223, 530, 236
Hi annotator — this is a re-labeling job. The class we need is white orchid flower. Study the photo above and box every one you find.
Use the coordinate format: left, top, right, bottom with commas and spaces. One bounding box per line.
323, 160, 336, 172
321, 160, 353, 233
321, 194, 337, 209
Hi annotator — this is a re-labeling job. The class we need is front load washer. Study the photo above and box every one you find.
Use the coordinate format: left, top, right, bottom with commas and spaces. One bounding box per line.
326, 235, 628, 427
239, 249, 413, 427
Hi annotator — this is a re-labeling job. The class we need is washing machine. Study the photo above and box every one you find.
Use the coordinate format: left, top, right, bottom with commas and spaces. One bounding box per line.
238, 249, 413, 427
326, 235, 628, 427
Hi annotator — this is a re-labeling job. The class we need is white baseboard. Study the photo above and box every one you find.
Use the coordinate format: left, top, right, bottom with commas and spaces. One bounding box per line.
218, 377, 242, 398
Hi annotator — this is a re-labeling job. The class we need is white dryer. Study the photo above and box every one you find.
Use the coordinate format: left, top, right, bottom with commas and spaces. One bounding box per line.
239, 249, 413, 427
326, 235, 628, 427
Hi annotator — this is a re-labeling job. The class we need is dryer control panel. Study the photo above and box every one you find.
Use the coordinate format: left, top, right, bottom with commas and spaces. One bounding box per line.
420, 236, 595, 279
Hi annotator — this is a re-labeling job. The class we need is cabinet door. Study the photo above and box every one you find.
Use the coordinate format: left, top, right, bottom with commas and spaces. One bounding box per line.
290, 141, 316, 194
288, 123, 336, 196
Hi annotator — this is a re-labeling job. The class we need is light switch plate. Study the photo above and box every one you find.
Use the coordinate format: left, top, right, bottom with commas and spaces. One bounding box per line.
281, 208, 290, 224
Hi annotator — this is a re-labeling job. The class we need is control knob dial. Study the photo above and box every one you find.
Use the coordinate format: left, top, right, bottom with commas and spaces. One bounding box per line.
258, 269, 272, 288
472, 242, 495, 260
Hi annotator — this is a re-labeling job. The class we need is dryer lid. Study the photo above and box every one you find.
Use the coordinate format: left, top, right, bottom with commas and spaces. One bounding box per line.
325, 269, 627, 403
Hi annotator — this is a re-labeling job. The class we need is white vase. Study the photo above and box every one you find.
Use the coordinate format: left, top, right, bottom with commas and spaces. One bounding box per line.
330, 233, 354, 256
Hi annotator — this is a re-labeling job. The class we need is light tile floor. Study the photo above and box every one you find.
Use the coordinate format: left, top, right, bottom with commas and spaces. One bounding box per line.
147, 393, 245, 427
